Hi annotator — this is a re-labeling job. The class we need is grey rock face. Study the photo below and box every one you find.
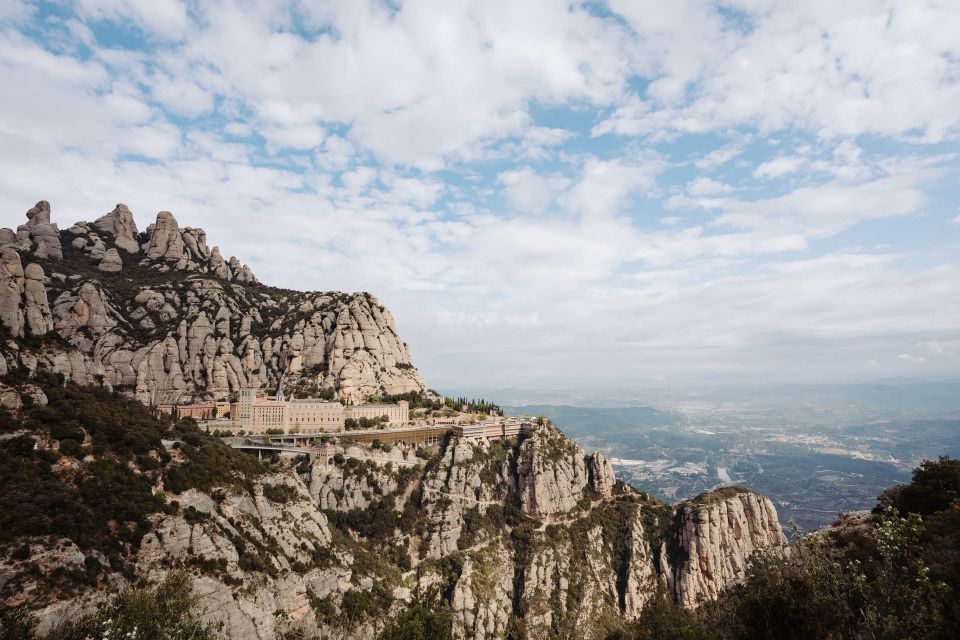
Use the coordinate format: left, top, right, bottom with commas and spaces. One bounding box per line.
0, 249, 53, 338
17, 201, 62, 260
97, 248, 123, 272
516, 425, 615, 518
451, 543, 513, 640
664, 489, 789, 607
94, 203, 140, 253
144, 211, 186, 261
22, 263, 53, 336
0, 200, 425, 401
0, 248, 25, 337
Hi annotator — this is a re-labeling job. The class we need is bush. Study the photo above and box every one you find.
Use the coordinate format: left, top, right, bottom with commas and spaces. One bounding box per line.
58, 439, 84, 458
0, 605, 35, 640
378, 601, 452, 640
262, 483, 298, 504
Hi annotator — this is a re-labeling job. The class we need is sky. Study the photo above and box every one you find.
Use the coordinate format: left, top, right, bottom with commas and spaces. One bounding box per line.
1, 0, 959, 390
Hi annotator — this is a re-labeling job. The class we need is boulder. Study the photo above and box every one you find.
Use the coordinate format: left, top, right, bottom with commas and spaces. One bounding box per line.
97, 248, 123, 272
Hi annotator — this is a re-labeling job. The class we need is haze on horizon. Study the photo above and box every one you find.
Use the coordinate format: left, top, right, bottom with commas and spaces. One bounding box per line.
1, 1, 958, 390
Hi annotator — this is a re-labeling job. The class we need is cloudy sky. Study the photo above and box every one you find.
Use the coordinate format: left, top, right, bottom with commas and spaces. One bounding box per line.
1, 1, 959, 389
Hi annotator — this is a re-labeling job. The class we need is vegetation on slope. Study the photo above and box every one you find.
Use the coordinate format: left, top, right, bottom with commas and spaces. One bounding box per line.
0, 369, 267, 589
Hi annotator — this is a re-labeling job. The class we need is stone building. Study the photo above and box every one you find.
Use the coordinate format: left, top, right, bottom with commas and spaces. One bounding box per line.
343, 401, 409, 425
453, 417, 535, 442
159, 388, 408, 434
156, 400, 230, 421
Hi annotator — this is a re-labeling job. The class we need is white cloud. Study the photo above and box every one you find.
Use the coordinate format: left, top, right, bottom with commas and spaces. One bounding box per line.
598, 2, 960, 143
898, 353, 927, 363
314, 135, 356, 171
562, 156, 663, 219
151, 76, 214, 118
917, 340, 960, 354
686, 177, 733, 196
498, 169, 555, 214
74, 0, 190, 40
0, 0, 33, 23
1, 2, 959, 388
714, 172, 933, 237
223, 122, 252, 137
694, 140, 748, 170
753, 155, 806, 180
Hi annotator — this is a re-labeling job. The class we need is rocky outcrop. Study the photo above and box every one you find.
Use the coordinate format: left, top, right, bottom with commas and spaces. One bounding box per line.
0, 249, 53, 338
0, 248, 26, 336
143, 211, 184, 261
15, 201, 62, 260
664, 488, 788, 607
516, 425, 615, 518
22, 263, 53, 336
97, 248, 122, 272
0, 200, 426, 401
308, 450, 419, 511
134, 476, 342, 639
93, 204, 140, 253
451, 543, 513, 640
420, 439, 511, 558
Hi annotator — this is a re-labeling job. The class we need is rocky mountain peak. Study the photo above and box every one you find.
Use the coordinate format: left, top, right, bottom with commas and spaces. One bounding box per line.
14, 200, 62, 260
25, 200, 51, 224
143, 210, 185, 261
0, 199, 426, 402
93, 203, 140, 253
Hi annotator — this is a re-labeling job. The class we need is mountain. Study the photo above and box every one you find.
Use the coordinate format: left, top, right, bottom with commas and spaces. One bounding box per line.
0, 200, 425, 405
0, 199, 826, 639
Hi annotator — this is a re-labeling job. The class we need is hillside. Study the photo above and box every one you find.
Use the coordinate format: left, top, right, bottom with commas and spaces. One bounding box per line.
0, 373, 790, 639
2, 199, 954, 639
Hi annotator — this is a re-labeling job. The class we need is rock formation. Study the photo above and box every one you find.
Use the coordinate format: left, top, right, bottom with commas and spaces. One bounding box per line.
93, 204, 140, 253
0, 200, 426, 402
516, 424, 614, 517
97, 248, 122, 272
16, 201, 62, 260
664, 488, 788, 607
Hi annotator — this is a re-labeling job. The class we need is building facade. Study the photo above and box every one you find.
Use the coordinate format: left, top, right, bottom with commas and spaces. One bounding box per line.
344, 402, 409, 425
453, 417, 535, 442
158, 390, 409, 434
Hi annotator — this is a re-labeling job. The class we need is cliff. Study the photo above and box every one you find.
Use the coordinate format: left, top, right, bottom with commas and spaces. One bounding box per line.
0, 200, 426, 403
663, 488, 788, 608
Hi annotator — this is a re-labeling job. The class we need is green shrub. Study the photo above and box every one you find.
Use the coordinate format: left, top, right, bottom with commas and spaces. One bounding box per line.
262, 483, 298, 504
378, 601, 452, 639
